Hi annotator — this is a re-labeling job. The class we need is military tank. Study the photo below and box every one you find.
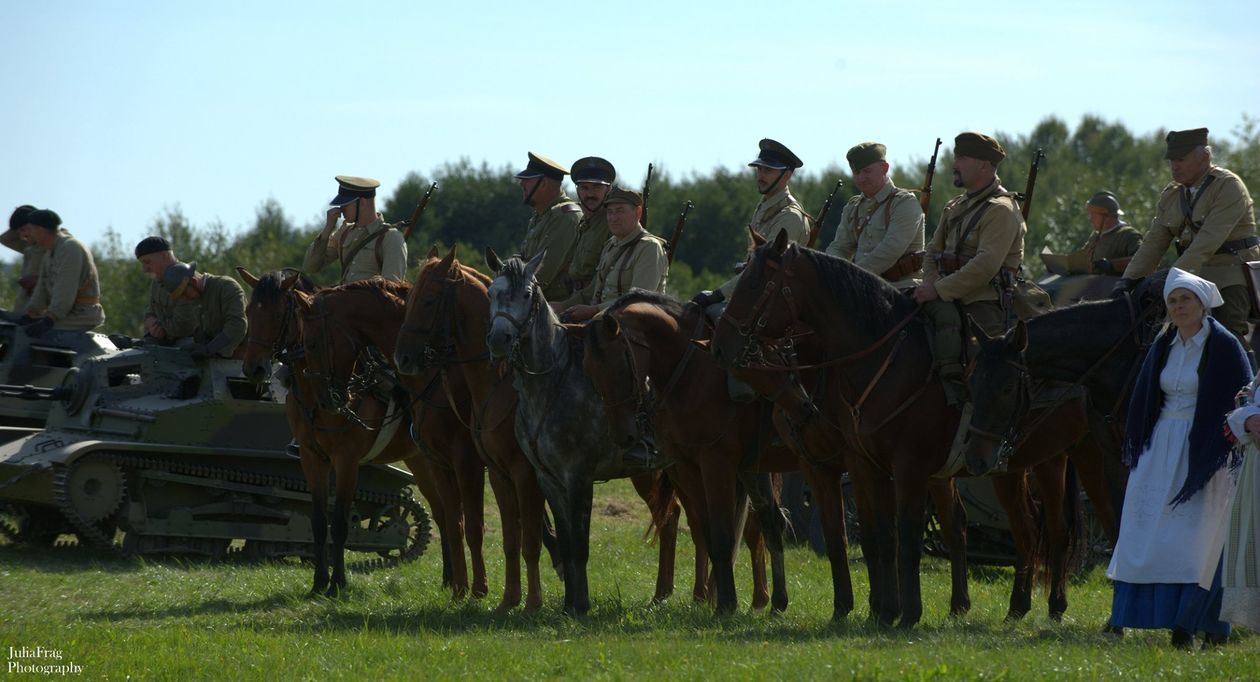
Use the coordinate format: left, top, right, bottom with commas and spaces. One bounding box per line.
0, 318, 115, 442
0, 343, 429, 565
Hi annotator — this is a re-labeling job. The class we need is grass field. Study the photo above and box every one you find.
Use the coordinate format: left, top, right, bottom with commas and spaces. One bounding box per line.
1, 478, 1256, 680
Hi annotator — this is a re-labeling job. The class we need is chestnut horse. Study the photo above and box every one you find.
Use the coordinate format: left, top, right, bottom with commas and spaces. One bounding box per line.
240, 270, 486, 597
711, 232, 1088, 626
581, 292, 799, 613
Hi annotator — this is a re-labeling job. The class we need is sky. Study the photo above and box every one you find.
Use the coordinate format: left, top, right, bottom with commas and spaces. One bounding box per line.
3, 0, 1258, 261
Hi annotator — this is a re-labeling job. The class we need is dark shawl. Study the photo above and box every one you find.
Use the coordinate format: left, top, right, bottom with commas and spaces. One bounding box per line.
1122, 317, 1252, 506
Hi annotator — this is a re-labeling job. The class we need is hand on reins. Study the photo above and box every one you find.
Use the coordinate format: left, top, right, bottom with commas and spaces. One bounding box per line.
1111, 278, 1139, 299
912, 283, 939, 304
691, 290, 724, 308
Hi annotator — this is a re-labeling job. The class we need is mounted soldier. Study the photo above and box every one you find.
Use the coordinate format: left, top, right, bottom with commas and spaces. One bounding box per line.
916, 132, 1025, 408
561, 156, 616, 299
826, 141, 925, 290
515, 151, 584, 302
303, 175, 407, 284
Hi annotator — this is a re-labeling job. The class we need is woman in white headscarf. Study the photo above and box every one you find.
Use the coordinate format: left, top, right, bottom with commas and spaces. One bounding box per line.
1106, 268, 1252, 648
1223, 371, 1260, 631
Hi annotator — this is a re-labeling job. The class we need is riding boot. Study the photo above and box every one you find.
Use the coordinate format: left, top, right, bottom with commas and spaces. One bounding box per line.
939, 363, 968, 408
285, 438, 300, 458
727, 372, 757, 403
924, 299, 966, 407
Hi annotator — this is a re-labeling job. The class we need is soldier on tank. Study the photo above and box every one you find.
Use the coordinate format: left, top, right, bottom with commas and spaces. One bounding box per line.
2, 205, 41, 314
17, 208, 105, 341
159, 261, 248, 361
132, 236, 199, 344
304, 176, 407, 284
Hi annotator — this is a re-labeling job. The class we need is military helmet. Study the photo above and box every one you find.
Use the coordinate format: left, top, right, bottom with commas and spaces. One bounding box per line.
1086, 191, 1124, 216
161, 261, 198, 298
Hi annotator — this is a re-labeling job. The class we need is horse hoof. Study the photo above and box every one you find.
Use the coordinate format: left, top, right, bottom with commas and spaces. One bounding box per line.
523, 599, 543, 613
949, 603, 972, 618
472, 583, 490, 599
1004, 609, 1029, 622
750, 596, 769, 611
493, 602, 517, 616
1049, 610, 1065, 623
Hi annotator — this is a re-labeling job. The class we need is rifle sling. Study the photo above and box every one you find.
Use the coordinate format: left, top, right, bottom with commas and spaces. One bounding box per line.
338, 225, 391, 284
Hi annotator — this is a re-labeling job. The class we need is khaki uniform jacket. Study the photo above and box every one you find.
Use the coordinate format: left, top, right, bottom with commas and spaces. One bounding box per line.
922, 177, 1025, 305
1074, 223, 1143, 265
1, 229, 43, 313
304, 217, 407, 284
521, 193, 583, 301
178, 274, 248, 358
1122, 166, 1258, 288
825, 181, 924, 288
26, 230, 104, 330
145, 280, 200, 340
564, 208, 611, 295
718, 187, 811, 297
560, 226, 669, 309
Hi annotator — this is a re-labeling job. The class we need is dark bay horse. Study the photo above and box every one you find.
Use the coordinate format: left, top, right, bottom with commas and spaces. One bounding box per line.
710, 232, 1088, 626
240, 270, 486, 597
964, 274, 1169, 548
581, 291, 800, 613
398, 248, 688, 612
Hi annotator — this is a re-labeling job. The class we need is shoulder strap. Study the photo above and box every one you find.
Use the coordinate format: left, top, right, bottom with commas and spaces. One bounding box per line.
1179, 174, 1218, 232
951, 186, 1003, 253
339, 224, 391, 283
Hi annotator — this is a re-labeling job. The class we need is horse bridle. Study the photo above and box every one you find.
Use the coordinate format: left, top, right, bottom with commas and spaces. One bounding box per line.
245, 291, 301, 361
398, 274, 489, 371
717, 247, 801, 368
493, 280, 560, 376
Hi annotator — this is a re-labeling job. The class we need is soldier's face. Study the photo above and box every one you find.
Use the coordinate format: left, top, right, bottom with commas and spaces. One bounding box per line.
853, 161, 889, 197
605, 202, 638, 237
1087, 211, 1106, 231
576, 183, 611, 213
755, 167, 789, 194
1169, 148, 1211, 186
517, 177, 541, 203
138, 251, 174, 281
952, 155, 987, 189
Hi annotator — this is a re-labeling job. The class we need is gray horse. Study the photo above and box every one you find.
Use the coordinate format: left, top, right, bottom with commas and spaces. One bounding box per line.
485, 249, 658, 615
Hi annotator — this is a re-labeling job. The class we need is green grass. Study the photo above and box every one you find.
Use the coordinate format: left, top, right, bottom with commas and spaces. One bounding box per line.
1, 479, 1256, 680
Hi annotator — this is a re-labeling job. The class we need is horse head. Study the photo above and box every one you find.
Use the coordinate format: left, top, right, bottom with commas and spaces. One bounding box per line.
486, 249, 549, 362
964, 318, 1031, 475
397, 245, 487, 375
239, 267, 317, 385
711, 229, 798, 369
580, 309, 660, 457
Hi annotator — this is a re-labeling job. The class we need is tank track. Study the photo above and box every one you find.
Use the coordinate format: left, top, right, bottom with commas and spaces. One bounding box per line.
50, 452, 429, 571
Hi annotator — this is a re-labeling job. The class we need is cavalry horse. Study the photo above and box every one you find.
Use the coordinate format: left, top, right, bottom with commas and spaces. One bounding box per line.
964, 272, 1170, 548
240, 270, 486, 597
397, 247, 703, 611
710, 232, 1089, 627
580, 291, 800, 613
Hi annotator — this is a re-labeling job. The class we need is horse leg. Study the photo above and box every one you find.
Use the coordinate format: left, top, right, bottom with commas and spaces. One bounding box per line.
848, 462, 898, 626
1066, 436, 1120, 545
513, 462, 548, 612
300, 449, 331, 596
455, 447, 489, 598
741, 471, 788, 613
487, 468, 523, 613
700, 464, 742, 614
744, 515, 769, 610
803, 465, 854, 622
1032, 456, 1071, 620
927, 479, 971, 617
405, 455, 455, 592
631, 472, 677, 603
892, 467, 931, 629
668, 462, 711, 602
992, 472, 1037, 620
563, 480, 595, 616
327, 461, 360, 596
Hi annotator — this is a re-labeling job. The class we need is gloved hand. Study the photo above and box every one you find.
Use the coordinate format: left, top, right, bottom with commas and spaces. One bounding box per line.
1092, 258, 1114, 275
691, 290, 725, 308
22, 317, 53, 338
1111, 278, 1140, 299
186, 343, 210, 361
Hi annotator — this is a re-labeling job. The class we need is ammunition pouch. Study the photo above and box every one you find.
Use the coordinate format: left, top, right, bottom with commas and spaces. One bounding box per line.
882, 251, 925, 281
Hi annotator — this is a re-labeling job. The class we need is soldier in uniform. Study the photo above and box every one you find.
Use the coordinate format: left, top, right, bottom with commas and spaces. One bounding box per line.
555, 187, 668, 322
1080, 191, 1142, 275
18, 208, 105, 338
1115, 128, 1259, 350
825, 142, 925, 289
2, 205, 40, 314
303, 175, 407, 284
158, 260, 248, 360
515, 152, 584, 302
916, 132, 1025, 407
561, 157, 616, 298
692, 138, 811, 308
134, 236, 198, 343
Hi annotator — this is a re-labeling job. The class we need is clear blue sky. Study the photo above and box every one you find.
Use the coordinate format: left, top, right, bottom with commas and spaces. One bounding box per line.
3, 0, 1258, 261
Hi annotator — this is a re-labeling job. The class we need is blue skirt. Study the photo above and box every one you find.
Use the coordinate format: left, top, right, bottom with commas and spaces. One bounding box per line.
1109, 558, 1230, 636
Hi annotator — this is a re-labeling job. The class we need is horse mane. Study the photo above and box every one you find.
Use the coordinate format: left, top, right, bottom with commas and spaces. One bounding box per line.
252, 270, 319, 305
792, 246, 920, 333
605, 289, 688, 319
339, 276, 412, 298
417, 256, 493, 288
500, 257, 533, 293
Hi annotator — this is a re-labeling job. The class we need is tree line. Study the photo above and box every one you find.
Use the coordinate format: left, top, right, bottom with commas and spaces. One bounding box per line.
3, 114, 1258, 337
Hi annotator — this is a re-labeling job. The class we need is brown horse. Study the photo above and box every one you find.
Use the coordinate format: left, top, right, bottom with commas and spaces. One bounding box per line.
580, 292, 800, 613
239, 270, 486, 597
711, 232, 1087, 626
395, 249, 695, 610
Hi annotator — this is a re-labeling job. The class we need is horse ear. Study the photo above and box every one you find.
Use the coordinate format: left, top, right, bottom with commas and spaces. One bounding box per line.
447, 243, 459, 260
771, 228, 789, 256
967, 314, 993, 344
427, 245, 440, 259
523, 249, 547, 282
691, 338, 712, 352
439, 245, 457, 270
600, 313, 621, 338
485, 247, 504, 274
748, 225, 766, 247
1010, 320, 1029, 352
280, 270, 302, 292
235, 266, 260, 290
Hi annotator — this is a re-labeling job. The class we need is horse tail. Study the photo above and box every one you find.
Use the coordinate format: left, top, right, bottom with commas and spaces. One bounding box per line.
643, 471, 679, 543
1060, 460, 1088, 577
1021, 473, 1047, 590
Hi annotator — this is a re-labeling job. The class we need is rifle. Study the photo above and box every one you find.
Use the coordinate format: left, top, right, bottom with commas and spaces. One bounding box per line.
805, 178, 844, 248
400, 181, 438, 241
920, 137, 942, 217
640, 163, 654, 231
666, 200, 694, 265
1018, 148, 1045, 222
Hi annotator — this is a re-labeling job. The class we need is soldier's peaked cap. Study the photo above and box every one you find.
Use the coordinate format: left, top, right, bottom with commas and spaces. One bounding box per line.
748, 139, 803, 170
571, 157, 616, 185
1165, 128, 1209, 160
514, 152, 569, 181
330, 176, 380, 207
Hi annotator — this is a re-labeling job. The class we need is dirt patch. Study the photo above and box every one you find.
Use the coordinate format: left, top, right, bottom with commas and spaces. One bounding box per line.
599, 501, 633, 518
